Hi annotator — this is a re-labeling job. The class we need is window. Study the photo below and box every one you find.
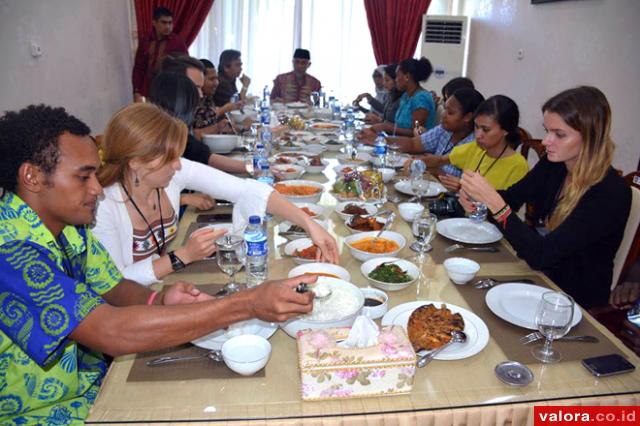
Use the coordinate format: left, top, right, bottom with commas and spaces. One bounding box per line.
189, 0, 454, 102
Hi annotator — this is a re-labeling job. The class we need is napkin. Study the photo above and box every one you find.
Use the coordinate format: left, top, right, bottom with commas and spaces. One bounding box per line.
338, 315, 380, 348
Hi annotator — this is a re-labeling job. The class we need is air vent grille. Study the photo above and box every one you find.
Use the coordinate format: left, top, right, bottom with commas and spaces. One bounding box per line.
424, 20, 463, 44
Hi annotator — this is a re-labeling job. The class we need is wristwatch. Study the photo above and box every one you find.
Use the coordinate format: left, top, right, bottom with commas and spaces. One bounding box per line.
168, 251, 186, 271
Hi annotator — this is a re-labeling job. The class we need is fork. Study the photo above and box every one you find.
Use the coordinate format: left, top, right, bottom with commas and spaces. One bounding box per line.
519, 331, 599, 345
445, 243, 499, 253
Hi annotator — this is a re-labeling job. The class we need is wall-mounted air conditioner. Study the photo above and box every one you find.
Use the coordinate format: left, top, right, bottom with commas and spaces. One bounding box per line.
420, 15, 470, 95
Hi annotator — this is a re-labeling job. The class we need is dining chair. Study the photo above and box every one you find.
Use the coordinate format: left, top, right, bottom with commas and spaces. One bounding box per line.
611, 172, 640, 289
520, 138, 546, 161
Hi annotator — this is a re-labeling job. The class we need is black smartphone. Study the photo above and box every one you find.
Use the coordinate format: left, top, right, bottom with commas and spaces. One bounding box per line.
196, 213, 233, 223
581, 354, 635, 377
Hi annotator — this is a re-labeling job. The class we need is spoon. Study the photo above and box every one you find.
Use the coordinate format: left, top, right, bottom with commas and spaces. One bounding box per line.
416, 331, 467, 368
146, 350, 223, 366
372, 212, 396, 242
295, 282, 332, 300
473, 278, 535, 289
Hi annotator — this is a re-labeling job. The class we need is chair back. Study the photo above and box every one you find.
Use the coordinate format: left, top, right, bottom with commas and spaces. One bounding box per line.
611, 183, 640, 289
520, 138, 546, 160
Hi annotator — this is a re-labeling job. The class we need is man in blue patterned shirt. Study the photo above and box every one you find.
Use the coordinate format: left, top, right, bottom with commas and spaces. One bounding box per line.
0, 105, 315, 425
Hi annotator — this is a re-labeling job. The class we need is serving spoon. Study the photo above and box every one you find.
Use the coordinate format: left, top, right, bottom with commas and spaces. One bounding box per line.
295, 282, 332, 300
416, 331, 467, 368
146, 350, 223, 367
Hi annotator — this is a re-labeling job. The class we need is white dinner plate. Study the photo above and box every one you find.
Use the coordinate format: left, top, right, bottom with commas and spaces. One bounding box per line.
394, 180, 447, 198
436, 218, 503, 244
381, 301, 489, 360
485, 283, 582, 330
192, 319, 278, 350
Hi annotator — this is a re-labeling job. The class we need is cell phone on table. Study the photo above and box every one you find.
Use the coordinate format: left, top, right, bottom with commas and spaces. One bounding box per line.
196, 213, 232, 223
581, 354, 635, 377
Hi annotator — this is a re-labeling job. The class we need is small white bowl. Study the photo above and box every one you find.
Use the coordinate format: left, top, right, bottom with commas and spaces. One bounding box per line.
202, 135, 240, 154
344, 231, 406, 262
324, 140, 344, 151
360, 257, 420, 291
288, 262, 351, 282
334, 201, 378, 222
283, 238, 316, 264
305, 144, 327, 154
336, 152, 371, 165
379, 167, 396, 183
228, 109, 259, 124
345, 216, 385, 234
443, 257, 480, 284
221, 335, 271, 376
293, 202, 324, 219
361, 288, 389, 320
398, 202, 425, 222
272, 164, 305, 180
305, 159, 329, 174
274, 180, 324, 204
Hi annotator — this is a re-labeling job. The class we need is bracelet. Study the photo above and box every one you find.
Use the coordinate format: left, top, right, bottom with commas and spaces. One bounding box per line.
493, 206, 512, 228
168, 251, 186, 271
146, 291, 159, 305
492, 203, 509, 217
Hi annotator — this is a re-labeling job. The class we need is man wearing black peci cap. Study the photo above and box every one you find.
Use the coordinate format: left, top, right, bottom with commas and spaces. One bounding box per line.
270, 49, 322, 104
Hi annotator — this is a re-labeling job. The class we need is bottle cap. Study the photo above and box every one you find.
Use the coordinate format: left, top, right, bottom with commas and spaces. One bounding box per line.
249, 216, 261, 225
260, 163, 270, 170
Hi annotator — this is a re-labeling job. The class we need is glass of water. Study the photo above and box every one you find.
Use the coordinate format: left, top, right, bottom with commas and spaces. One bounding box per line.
216, 235, 246, 294
532, 291, 574, 363
469, 201, 488, 223
411, 213, 437, 253
410, 174, 431, 205
388, 143, 400, 167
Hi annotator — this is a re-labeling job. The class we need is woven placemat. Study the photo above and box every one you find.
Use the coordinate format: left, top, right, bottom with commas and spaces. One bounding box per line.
456, 275, 623, 364
428, 235, 518, 264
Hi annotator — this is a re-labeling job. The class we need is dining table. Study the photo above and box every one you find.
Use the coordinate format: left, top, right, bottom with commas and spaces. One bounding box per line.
86, 133, 640, 425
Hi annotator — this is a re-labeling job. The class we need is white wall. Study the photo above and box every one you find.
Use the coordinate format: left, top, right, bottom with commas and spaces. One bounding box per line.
463, 0, 640, 173
0, 0, 133, 135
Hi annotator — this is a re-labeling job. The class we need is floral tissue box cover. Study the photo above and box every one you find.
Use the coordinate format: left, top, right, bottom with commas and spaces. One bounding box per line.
297, 326, 416, 400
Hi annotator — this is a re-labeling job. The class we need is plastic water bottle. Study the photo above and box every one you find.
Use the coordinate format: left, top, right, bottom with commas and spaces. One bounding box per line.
261, 125, 272, 145
332, 100, 341, 120
244, 215, 268, 287
319, 88, 326, 108
253, 143, 265, 172
345, 106, 355, 125
374, 132, 388, 168
256, 163, 274, 186
263, 85, 270, 101
260, 103, 271, 125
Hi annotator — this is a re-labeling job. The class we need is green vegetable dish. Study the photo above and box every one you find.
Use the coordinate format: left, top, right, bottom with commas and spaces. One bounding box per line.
368, 263, 412, 283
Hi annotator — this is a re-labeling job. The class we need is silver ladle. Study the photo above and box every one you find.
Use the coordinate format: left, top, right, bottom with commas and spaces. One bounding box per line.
416, 331, 467, 368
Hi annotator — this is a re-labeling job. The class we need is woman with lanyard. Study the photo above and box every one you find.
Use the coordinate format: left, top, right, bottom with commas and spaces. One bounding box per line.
459, 86, 631, 309
93, 103, 339, 286
405, 94, 528, 192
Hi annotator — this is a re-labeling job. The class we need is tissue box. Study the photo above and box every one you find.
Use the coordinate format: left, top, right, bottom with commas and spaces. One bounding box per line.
297, 326, 416, 400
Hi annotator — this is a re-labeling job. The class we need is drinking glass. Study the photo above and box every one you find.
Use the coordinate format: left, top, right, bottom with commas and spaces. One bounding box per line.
311, 91, 320, 107
410, 175, 431, 205
243, 152, 255, 176
388, 143, 400, 167
216, 235, 246, 294
469, 201, 488, 223
532, 291, 574, 363
411, 213, 437, 252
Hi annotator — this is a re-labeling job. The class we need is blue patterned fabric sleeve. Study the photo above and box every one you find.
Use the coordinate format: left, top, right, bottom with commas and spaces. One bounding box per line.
420, 125, 449, 153
0, 240, 104, 367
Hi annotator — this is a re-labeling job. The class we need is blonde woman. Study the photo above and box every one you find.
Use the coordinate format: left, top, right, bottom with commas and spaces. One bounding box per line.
93, 103, 338, 286
460, 86, 631, 308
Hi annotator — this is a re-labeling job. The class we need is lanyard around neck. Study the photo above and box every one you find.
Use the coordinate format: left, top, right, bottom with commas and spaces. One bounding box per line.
474, 143, 509, 177
122, 184, 166, 257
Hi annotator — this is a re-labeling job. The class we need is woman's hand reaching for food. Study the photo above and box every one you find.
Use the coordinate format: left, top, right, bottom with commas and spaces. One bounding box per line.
305, 219, 339, 264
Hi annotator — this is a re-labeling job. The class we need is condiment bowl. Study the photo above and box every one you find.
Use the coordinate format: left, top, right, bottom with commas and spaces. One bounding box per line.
304, 159, 329, 174
443, 257, 480, 284
221, 335, 271, 376
379, 167, 396, 183
288, 262, 351, 282
272, 164, 305, 180
345, 216, 385, 234
283, 238, 316, 264
274, 179, 324, 204
281, 278, 364, 337
360, 287, 389, 320
360, 256, 420, 291
344, 231, 406, 262
293, 202, 324, 219
398, 202, 425, 222
334, 201, 377, 222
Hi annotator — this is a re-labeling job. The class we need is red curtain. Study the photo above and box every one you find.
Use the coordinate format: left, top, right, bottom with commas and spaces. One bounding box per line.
134, 0, 214, 47
364, 0, 432, 65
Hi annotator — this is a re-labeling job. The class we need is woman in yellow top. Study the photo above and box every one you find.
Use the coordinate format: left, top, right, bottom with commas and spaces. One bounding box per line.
407, 94, 528, 191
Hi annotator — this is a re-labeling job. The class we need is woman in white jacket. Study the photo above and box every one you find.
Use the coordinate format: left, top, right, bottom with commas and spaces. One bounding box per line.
93, 103, 338, 286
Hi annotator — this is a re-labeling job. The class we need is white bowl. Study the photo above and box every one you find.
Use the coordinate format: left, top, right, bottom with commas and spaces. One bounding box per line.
361, 288, 389, 320
334, 201, 377, 222
202, 134, 240, 154
221, 335, 271, 376
336, 152, 371, 165
304, 159, 329, 174
283, 238, 316, 264
228, 109, 258, 124
271, 164, 305, 180
274, 179, 324, 204
344, 231, 406, 262
310, 122, 341, 133
305, 144, 327, 154
281, 278, 364, 337
360, 257, 420, 291
443, 257, 480, 284
292, 202, 324, 219
379, 167, 396, 183
288, 262, 351, 282
324, 140, 344, 151
345, 216, 385, 234
398, 202, 426, 222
